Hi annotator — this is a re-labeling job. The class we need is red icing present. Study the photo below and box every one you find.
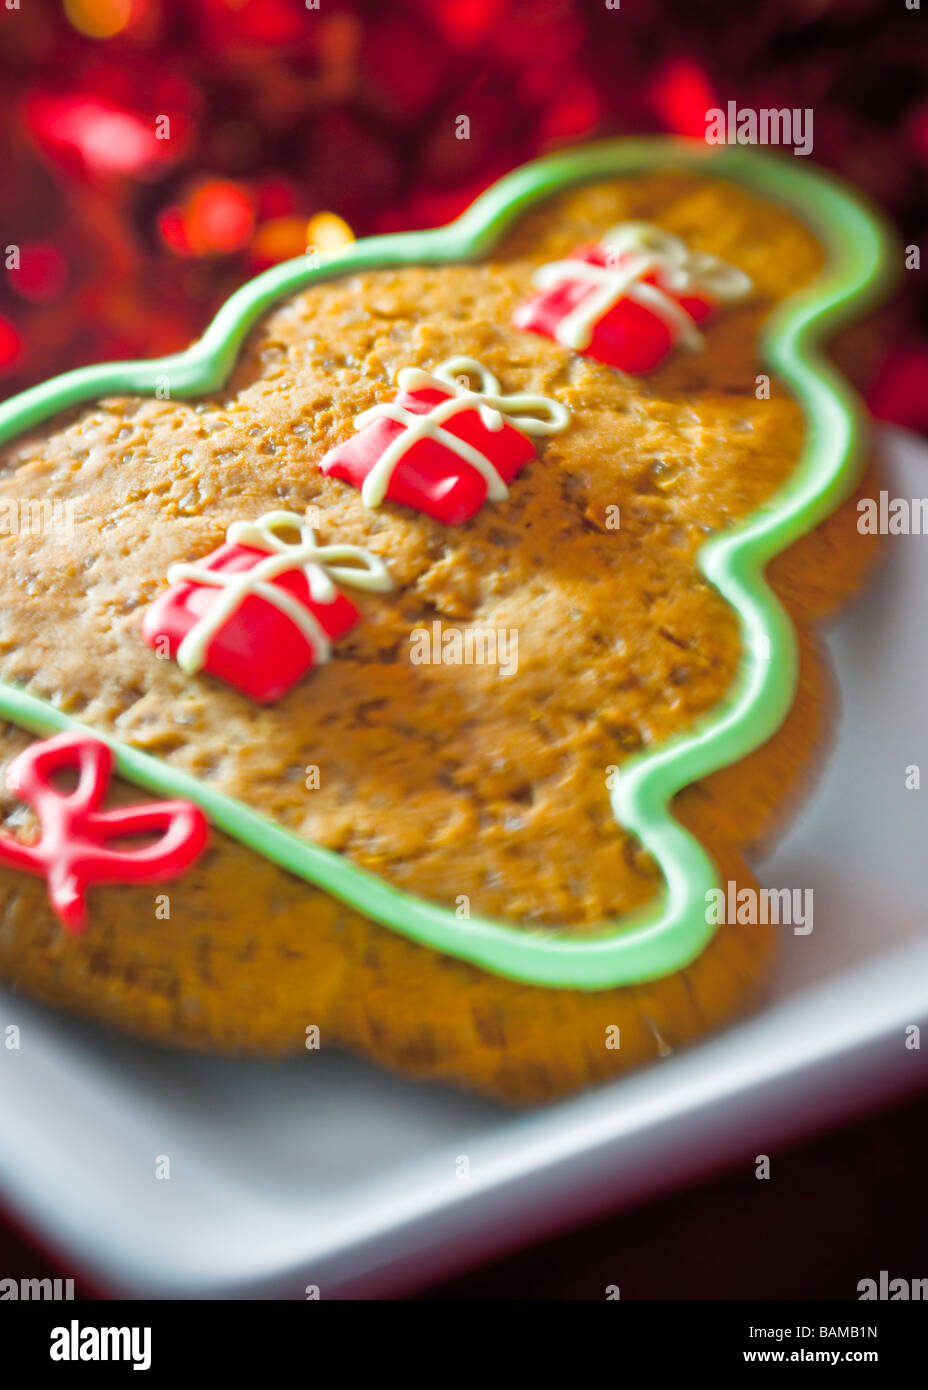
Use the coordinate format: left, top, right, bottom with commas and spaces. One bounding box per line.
317, 356, 571, 525
141, 511, 393, 703
512, 222, 751, 374
0, 732, 208, 932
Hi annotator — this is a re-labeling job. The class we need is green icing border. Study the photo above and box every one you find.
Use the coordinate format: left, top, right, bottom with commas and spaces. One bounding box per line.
0, 138, 894, 990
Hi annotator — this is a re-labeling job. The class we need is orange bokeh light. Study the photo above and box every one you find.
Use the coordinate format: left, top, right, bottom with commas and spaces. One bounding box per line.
64, 0, 133, 41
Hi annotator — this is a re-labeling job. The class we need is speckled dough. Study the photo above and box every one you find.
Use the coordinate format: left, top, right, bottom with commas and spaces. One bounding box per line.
0, 172, 879, 1099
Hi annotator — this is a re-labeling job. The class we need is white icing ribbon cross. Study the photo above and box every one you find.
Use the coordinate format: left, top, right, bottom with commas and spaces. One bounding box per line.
532, 221, 752, 354
168, 510, 394, 675
352, 355, 571, 509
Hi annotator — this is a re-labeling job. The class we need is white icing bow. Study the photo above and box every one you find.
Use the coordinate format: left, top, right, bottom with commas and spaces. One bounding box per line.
532, 221, 752, 353
168, 509, 393, 674
352, 355, 571, 509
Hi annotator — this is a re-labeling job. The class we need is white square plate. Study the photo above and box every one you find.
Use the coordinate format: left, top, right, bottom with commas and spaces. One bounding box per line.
1, 426, 927, 1299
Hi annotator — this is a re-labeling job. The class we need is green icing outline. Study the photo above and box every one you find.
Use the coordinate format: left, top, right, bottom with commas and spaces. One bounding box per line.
0, 138, 893, 990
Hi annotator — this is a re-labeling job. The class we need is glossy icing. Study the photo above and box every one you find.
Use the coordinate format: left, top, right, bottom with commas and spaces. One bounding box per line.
0, 732, 208, 930
319, 355, 570, 523
167, 510, 393, 674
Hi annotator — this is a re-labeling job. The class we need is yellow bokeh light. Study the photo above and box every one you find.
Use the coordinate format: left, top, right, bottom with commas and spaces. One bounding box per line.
64, 0, 133, 41
305, 212, 355, 253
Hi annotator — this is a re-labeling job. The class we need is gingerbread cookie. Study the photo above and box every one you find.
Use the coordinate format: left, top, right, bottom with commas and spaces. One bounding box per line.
0, 141, 892, 1099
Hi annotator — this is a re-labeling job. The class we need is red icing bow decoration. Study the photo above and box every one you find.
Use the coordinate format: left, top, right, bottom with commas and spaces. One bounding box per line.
317, 355, 571, 524
511, 222, 752, 374
0, 733, 209, 932
141, 510, 394, 703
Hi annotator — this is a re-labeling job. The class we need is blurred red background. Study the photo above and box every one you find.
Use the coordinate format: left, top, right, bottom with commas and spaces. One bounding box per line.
1, 0, 926, 428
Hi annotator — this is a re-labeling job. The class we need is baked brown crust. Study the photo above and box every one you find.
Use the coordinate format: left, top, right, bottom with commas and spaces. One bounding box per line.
0, 172, 880, 1098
